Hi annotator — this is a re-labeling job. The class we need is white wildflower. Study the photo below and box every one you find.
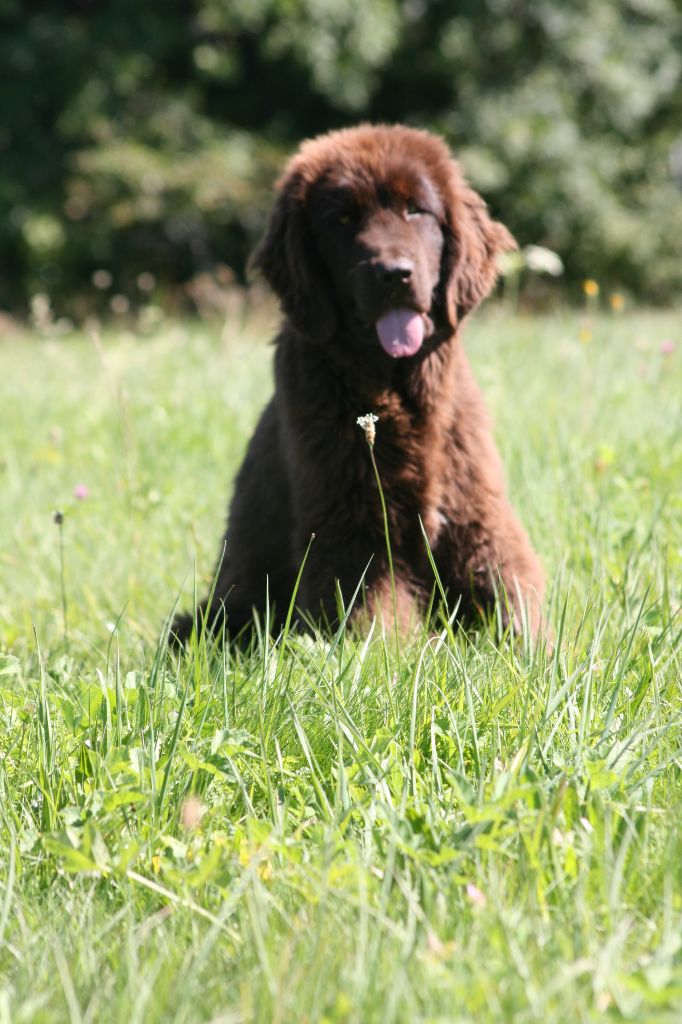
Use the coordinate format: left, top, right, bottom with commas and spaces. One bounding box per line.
466, 883, 487, 908
357, 413, 379, 447
522, 245, 564, 276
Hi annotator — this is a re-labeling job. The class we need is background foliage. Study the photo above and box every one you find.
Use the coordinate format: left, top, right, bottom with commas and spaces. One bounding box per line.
1, 0, 682, 316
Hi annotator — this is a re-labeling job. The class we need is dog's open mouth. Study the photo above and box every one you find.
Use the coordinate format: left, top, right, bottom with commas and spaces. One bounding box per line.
375, 308, 426, 358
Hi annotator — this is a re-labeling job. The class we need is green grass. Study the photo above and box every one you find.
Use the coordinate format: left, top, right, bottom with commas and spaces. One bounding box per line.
0, 308, 681, 1023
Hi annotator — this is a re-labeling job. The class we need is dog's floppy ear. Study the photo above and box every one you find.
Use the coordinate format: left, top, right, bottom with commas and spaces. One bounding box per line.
250, 168, 337, 342
441, 180, 516, 327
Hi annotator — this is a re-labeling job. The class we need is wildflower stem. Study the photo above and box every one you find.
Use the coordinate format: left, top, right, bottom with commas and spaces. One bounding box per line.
366, 443, 401, 662
53, 511, 68, 647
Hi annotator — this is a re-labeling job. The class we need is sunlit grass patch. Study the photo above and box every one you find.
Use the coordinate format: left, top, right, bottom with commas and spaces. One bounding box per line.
0, 309, 680, 1022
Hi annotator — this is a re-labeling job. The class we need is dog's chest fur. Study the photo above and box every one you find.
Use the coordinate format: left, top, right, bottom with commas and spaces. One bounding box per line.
276, 330, 484, 555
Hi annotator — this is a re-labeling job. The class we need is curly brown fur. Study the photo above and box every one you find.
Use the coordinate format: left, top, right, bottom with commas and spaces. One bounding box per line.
172, 124, 544, 645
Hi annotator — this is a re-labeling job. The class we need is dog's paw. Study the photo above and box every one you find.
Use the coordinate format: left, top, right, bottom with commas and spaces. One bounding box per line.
168, 611, 196, 647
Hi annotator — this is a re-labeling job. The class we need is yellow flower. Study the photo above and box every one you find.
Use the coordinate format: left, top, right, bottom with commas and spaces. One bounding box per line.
609, 292, 624, 312
579, 327, 593, 345
151, 855, 161, 874
583, 279, 599, 298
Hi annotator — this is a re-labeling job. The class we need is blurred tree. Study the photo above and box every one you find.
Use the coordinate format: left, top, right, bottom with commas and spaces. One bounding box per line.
0, 0, 680, 315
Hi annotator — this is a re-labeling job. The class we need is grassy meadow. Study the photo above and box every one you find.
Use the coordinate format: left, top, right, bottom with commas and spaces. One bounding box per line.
0, 307, 681, 1022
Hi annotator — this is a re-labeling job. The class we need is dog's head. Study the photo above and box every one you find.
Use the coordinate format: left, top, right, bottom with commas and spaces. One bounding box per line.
252, 124, 515, 356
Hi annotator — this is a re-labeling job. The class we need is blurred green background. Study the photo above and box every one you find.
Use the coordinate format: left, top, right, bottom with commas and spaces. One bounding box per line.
2, 0, 681, 320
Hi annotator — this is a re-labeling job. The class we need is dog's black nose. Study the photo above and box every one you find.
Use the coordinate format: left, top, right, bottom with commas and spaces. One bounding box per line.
376, 260, 414, 286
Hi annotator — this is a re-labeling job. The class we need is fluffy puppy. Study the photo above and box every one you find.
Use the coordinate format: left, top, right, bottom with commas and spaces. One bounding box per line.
172, 124, 544, 643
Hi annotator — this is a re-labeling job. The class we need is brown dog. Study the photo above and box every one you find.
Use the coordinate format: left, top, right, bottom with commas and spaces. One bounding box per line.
172, 124, 544, 643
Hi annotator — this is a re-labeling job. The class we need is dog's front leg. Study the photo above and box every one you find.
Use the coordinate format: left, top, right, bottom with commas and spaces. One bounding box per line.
295, 534, 417, 635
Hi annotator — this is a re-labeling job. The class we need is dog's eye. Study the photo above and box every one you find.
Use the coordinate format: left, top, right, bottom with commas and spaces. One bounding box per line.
337, 209, 361, 226
335, 205, 362, 226
405, 200, 426, 218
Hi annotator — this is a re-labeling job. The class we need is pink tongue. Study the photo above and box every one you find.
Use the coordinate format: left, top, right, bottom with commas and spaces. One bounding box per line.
376, 308, 424, 358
